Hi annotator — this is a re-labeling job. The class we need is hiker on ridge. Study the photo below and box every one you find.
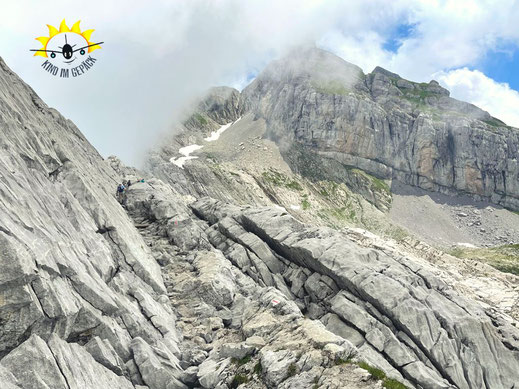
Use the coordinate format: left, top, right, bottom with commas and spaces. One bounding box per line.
116, 182, 125, 203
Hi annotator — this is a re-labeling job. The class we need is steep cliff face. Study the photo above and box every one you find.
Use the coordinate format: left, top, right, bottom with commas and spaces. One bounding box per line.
0, 58, 184, 388
242, 48, 519, 210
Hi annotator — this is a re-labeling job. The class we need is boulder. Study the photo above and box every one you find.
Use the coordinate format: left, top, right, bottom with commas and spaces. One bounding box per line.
259, 349, 297, 387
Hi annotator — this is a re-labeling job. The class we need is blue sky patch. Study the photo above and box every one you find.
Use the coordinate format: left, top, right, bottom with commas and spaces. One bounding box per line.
479, 44, 519, 90
383, 23, 415, 53
246, 71, 257, 82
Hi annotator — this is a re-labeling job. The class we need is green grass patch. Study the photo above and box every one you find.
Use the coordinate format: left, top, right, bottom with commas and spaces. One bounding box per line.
318, 180, 342, 197
493, 263, 519, 275
357, 362, 408, 388
230, 374, 249, 388
193, 113, 208, 126
397, 84, 436, 104
262, 169, 284, 185
231, 355, 251, 366
386, 226, 409, 242
254, 361, 262, 375
311, 80, 350, 96
286, 180, 303, 191
383, 378, 408, 389
483, 117, 507, 128
392, 81, 440, 110
358, 362, 386, 381
449, 244, 519, 276
350, 168, 390, 194
287, 363, 297, 377
262, 169, 303, 191
322, 206, 357, 223
334, 357, 352, 365
370, 176, 390, 193
302, 198, 311, 210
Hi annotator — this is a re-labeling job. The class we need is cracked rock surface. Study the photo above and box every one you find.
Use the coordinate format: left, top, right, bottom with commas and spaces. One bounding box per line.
0, 57, 183, 389
190, 197, 519, 389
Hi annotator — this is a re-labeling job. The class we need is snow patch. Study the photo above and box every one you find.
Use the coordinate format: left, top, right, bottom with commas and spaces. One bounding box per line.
204, 117, 241, 142
290, 205, 301, 210
170, 118, 241, 169
170, 144, 203, 168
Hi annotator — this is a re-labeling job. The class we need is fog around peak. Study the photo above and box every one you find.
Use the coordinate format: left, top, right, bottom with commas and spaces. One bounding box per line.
2, 0, 519, 165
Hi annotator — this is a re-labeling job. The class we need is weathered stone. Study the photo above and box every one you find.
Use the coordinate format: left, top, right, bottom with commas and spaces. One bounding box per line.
131, 337, 185, 389
242, 47, 519, 211
321, 313, 365, 347
0, 57, 182, 389
192, 198, 519, 389
192, 251, 236, 308
259, 349, 297, 387
197, 358, 231, 388
242, 310, 280, 338
3, 48, 519, 389
1, 334, 134, 389
219, 342, 255, 360
179, 366, 199, 386
0, 365, 21, 389
85, 336, 125, 375
245, 336, 266, 348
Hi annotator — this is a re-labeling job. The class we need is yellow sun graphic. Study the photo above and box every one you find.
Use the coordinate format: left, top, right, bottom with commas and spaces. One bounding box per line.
34, 19, 102, 58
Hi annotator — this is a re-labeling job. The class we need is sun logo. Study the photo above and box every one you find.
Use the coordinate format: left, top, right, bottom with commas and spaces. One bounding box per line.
31, 19, 103, 66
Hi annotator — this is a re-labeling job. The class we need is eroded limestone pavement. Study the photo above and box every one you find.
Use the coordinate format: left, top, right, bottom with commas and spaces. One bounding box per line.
120, 172, 379, 389
118, 163, 519, 389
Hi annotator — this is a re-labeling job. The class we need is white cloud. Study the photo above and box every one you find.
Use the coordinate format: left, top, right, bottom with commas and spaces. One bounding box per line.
319, 31, 394, 73
0, 0, 518, 164
435, 68, 519, 128
0, 0, 347, 164
317, 0, 519, 82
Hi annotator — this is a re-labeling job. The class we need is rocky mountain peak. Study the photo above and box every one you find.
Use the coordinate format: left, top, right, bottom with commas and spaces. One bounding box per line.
195, 86, 243, 125
2, 42, 519, 389
245, 47, 366, 96
236, 49, 519, 211
371, 65, 401, 79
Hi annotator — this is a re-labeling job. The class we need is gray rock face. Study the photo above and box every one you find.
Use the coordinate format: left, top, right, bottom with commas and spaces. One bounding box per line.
196, 86, 244, 125
192, 197, 519, 389
0, 57, 182, 388
241, 47, 519, 210
84, 336, 125, 375
1, 334, 134, 389
131, 337, 186, 389
260, 349, 297, 387
120, 172, 403, 389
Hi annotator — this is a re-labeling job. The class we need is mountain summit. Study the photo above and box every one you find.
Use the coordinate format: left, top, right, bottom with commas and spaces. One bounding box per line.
241, 47, 519, 210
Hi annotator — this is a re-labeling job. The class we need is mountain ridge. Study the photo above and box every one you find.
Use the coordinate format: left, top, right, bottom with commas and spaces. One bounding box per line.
156, 47, 513, 213
238, 48, 519, 210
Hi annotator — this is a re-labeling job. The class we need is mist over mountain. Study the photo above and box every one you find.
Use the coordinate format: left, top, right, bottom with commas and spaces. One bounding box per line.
1, 45, 519, 389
